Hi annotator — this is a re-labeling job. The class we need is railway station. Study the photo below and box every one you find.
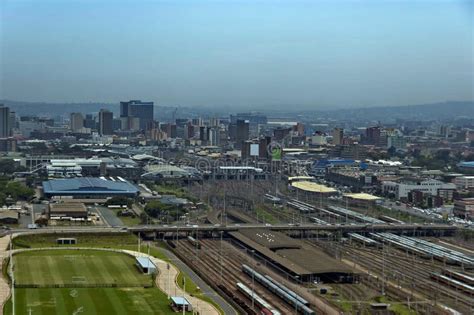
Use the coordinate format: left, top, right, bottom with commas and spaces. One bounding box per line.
230, 229, 356, 283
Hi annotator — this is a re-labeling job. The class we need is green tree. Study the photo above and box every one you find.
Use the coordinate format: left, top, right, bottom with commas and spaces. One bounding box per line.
105, 196, 133, 207
144, 200, 185, 222
5, 181, 34, 200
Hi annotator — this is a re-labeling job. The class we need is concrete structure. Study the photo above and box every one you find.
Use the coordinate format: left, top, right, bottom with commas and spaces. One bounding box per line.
382, 179, 456, 200
387, 135, 407, 150
0, 138, 17, 152
70, 113, 84, 132
120, 100, 154, 130
332, 128, 343, 145
311, 133, 327, 145
326, 168, 377, 192
454, 176, 474, 190
56, 238, 77, 245
0, 105, 11, 137
43, 177, 139, 199
453, 198, 474, 219
49, 202, 88, 219
235, 119, 249, 148
98, 109, 113, 135
0, 210, 19, 224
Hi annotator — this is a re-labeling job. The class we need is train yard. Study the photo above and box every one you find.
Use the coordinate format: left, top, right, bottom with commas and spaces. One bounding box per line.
180, 180, 474, 314
168, 237, 312, 315
310, 239, 474, 314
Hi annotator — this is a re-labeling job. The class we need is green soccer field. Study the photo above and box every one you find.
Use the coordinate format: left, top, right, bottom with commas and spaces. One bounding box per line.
13, 249, 153, 287
4, 249, 191, 315
4, 288, 191, 315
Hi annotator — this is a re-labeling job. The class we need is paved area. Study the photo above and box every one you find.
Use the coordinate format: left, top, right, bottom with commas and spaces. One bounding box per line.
159, 247, 237, 315
0, 235, 11, 315
93, 206, 124, 227
123, 250, 221, 315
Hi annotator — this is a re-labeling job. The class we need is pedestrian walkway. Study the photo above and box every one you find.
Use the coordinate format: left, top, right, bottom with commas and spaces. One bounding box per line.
0, 235, 12, 315
123, 250, 220, 315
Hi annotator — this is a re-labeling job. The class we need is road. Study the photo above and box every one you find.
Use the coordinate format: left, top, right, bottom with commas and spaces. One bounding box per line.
92, 206, 124, 227
159, 247, 238, 315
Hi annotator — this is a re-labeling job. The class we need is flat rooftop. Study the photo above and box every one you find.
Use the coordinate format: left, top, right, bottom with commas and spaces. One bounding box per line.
49, 202, 87, 213
136, 257, 156, 269
343, 193, 382, 201
43, 177, 139, 195
291, 181, 337, 194
230, 230, 353, 277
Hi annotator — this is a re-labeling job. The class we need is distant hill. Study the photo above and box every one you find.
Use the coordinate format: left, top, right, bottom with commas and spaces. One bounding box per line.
1, 99, 472, 122
322, 101, 474, 121
0, 100, 119, 117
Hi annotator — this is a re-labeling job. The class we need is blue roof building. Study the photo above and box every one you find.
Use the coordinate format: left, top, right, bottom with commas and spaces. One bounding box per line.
135, 257, 157, 274
42, 177, 139, 198
458, 161, 474, 169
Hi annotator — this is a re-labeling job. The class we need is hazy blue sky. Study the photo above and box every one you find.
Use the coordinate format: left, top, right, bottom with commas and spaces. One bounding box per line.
0, 0, 472, 109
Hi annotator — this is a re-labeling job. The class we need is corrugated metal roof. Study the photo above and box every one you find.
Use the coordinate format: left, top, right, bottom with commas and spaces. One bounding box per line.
42, 177, 138, 194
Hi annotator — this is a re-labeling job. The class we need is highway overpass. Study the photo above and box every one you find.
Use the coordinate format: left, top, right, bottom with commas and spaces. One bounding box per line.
128, 223, 457, 236
3, 223, 457, 238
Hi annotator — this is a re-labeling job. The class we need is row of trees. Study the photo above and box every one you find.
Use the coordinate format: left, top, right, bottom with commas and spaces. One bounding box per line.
144, 200, 186, 223
0, 179, 35, 206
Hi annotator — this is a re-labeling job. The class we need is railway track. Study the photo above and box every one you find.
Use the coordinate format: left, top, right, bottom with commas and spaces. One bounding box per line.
334, 242, 474, 314
171, 238, 297, 314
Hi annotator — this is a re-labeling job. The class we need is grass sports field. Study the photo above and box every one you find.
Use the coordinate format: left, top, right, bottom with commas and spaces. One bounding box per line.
5, 249, 190, 315
13, 250, 152, 287
4, 288, 186, 315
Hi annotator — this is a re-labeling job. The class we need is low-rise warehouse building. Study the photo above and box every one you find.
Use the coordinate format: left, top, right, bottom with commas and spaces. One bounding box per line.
0, 210, 19, 224
49, 202, 88, 219
42, 177, 139, 199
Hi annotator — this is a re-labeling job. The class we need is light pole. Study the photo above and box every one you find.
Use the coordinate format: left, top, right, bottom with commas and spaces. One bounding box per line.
10, 233, 15, 315
220, 231, 223, 284
251, 250, 255, 310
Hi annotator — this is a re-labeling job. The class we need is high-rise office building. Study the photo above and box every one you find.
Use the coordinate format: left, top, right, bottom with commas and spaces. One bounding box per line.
332, 128, 344, 145
0, 105, 11, 137
9, 112, 16, 132
98, 109, 113, 135
84, 114, 96, 129
191, 118, 203, 126
209, 117, 220, 127
70, 112, 84, 132
184, 122, 194, 140
120, 100, 154, 130
365, 126, 381, 145
208, 128, 220, 146
199, 126, 208, 142
235, 119, 249, 148
112, 118, 122, 131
